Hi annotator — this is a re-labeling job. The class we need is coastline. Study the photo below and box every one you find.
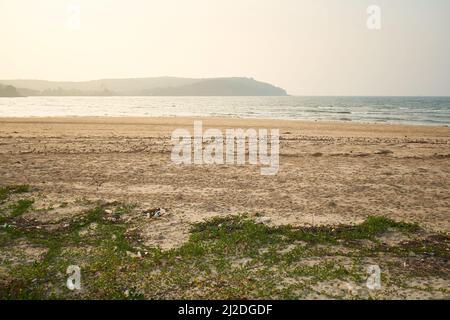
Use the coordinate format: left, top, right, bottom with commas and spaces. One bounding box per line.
1, 116, 449, 138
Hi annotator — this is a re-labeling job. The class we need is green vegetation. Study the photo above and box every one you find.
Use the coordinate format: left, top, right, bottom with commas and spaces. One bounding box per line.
0, 185, 30, 203
191, 215, 420, 246
0, 185, 448, 300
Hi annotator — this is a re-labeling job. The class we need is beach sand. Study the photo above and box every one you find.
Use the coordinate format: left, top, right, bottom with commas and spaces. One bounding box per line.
0, 117, 449, 250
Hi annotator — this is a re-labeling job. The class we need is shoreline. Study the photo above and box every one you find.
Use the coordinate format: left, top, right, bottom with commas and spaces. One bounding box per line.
0, 115, 449, 128
1, 116, 449, 141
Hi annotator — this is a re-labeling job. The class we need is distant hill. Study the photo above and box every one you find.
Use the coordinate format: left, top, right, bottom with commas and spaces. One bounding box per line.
0, 84, 23, 97
0, 77, 287, 96
150, 78, 287, 96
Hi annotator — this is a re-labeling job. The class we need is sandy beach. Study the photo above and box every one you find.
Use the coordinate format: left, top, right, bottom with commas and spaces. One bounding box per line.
2, 0, 450, 301
1, 116, 449, 249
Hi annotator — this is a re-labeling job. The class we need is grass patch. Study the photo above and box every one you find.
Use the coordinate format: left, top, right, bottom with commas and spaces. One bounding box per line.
9, 199, 34, 218
0, 198, 446, 300
0, 185, 30, 203
0, 185, 33, 224
0, 204, 137, 299
192, 214, 420, 246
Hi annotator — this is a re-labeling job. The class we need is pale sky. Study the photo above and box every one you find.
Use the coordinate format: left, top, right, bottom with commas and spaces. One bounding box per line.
0, 0, 449, 95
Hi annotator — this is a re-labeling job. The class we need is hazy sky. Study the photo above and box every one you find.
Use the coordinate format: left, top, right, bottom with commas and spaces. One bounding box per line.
0, 0, 449, 95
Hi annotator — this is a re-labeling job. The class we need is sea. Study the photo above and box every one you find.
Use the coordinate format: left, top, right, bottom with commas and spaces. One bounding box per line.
0, 96, 449, 126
